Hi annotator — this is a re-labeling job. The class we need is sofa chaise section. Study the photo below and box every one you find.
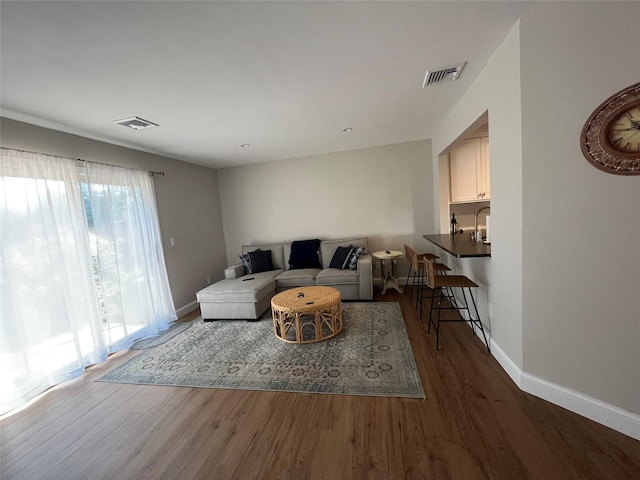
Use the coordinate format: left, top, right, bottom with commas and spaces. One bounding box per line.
195, 269, 281, 320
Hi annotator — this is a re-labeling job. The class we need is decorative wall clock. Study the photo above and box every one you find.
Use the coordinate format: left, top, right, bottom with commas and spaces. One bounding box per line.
580, 82, 640, 175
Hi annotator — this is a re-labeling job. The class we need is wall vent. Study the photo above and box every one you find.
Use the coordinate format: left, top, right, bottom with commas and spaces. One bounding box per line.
113, 116, 159, 130
422, 62, 466, 87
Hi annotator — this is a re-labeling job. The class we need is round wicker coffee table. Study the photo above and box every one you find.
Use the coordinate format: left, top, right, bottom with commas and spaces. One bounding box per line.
271, 286, 343, 344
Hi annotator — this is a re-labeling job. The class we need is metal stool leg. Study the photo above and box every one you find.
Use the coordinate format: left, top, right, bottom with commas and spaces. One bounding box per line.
435, 288, 443, 350
467, 287, 490, 352
460, 288, 476, 334
427, 286, 440, 332
416, 268, 425, 314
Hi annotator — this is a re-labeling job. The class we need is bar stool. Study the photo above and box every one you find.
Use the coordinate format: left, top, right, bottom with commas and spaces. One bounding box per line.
423, 259, 490, 352
404, 245, 436, 302
408, 246, 451, 313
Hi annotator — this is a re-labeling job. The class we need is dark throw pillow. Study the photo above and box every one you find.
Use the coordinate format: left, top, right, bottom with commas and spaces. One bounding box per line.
329, 246, 354, 269
289, 239, 321, 269
347, 245, 365, 270
247, 249, 274, 274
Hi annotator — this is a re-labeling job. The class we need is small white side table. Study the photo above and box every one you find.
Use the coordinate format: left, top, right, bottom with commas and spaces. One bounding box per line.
372, 250, 404, 294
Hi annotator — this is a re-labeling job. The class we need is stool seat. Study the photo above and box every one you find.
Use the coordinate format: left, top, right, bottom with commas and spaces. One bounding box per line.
432, 274, 477, 289
430, 262, 450, 273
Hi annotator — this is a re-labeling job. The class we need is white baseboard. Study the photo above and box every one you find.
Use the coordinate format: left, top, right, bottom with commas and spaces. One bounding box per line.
176, 300, 198, 319
521, 372, 640, 441
490, 338, 640, 441
489, 338, 522, 386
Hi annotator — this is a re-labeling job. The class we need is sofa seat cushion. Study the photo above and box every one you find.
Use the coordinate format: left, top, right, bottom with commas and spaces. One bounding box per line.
276, 268, 321, 287
316, 268, 359, 285
196, 270, 281, 303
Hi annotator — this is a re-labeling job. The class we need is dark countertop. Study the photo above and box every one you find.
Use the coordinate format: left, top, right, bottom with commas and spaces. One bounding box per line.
423, 234, 491, 258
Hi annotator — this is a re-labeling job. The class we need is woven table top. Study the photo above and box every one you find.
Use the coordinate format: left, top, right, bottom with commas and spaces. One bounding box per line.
271, 286, 341, 313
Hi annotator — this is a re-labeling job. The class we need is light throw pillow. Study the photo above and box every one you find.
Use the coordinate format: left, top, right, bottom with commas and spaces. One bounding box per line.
289, 239, 321, 269
329, 246, 354, 269
239, 253, 251, 273
347, 246, 365, 270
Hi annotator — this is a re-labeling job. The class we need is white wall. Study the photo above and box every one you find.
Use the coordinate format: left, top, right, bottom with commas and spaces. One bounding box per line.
1, 118, 228, 314
217, 139, 434, 278
519, 2, 640, 415
433, 22, 524, 368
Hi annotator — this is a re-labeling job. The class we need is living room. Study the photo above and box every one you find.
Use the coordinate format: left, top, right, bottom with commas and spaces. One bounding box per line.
1, 1, 639, 478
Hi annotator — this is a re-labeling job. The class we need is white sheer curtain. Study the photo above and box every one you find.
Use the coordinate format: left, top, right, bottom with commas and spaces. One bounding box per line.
82, 161, 176, 350
1, 149, 106, 413
1, 148, 176, 414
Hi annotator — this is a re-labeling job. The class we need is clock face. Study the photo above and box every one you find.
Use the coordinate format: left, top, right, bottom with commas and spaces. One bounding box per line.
606, 105, 640, 153
581, 83, 640, 175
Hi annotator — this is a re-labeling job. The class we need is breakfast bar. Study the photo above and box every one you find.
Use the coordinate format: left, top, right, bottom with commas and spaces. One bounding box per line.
423, 234, 491, 258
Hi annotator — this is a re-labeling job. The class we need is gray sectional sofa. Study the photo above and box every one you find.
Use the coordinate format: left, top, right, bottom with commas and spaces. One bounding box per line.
196, 237, 373, 320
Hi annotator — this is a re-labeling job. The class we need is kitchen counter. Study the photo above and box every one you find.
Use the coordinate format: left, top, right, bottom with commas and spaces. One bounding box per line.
423, 234, 491, 258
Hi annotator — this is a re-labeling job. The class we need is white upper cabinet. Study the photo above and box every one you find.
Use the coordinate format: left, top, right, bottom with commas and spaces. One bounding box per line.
449, 137, 490, 203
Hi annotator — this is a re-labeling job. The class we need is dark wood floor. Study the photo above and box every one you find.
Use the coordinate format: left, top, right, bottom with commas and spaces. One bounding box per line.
2, 290, 639, 479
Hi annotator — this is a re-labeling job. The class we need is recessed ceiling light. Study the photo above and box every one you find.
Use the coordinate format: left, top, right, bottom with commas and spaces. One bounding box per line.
113, 116, 158, 130
240, 144, 250, 148
342, 127, 352, 132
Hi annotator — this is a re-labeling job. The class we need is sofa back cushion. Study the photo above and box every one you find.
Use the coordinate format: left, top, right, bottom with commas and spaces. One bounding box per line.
320, 237, 369, 269
242, 244, 285, 270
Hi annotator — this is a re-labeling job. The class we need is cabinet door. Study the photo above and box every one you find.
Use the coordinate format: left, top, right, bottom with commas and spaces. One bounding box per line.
450, 139, 480, 203
480, 137, 490, 200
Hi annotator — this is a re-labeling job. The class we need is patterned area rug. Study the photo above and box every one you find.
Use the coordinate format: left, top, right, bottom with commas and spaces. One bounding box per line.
98, 302, 425, 399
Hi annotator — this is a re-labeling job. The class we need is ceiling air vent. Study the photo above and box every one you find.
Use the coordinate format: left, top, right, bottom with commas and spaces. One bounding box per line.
422, 62, 466, 87
113, 116, 159, 130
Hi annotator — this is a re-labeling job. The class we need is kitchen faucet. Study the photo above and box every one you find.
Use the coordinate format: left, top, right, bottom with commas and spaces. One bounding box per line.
474, 205, 490, 241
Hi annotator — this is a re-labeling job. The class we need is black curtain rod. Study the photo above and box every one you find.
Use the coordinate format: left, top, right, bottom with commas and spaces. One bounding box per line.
2, 147, 165, 176
76, 159, 165, 177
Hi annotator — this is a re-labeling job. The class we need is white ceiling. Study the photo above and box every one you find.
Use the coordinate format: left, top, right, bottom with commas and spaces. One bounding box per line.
1, 1, 535, 169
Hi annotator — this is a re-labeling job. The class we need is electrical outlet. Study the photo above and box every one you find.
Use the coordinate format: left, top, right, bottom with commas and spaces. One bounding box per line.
488, 302, 493, 320
170, 237, 176, 247
206, 276, 212, 285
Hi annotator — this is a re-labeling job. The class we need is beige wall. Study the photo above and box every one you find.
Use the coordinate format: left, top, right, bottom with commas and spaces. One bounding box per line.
217, 139, 434, 278
0, 118, 228, 314
519, 2, 640, 415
